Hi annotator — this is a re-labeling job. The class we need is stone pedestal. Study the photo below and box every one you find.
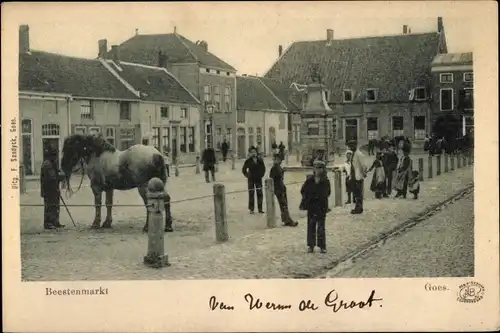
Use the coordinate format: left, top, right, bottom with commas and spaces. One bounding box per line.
300, 83, 337, 166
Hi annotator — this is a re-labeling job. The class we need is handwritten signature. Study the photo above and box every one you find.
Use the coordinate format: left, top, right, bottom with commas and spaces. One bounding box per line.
324, 289, 383, 313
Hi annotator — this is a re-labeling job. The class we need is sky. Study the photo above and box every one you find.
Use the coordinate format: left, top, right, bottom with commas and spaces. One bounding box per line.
5, 2, 474, 76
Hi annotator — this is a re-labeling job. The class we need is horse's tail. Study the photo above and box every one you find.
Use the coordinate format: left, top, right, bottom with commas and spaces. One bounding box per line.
152, 154, 168, 184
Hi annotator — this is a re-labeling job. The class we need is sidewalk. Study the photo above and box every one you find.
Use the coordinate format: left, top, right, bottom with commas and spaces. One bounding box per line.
21, 164, 473, 281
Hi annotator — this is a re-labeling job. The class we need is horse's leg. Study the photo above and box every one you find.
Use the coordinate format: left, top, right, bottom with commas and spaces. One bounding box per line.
138, 185, 149, 233
102, 189, 114, 228
91, 187, 102, 229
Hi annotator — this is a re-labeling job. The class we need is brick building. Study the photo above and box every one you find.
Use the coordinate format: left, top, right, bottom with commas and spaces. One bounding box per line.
430, 52, 474, 137
264, 17, 448, 149
104, 29, 237, 153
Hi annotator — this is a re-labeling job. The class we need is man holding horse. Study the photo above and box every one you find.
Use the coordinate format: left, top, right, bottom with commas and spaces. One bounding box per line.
41, 146, 66, 230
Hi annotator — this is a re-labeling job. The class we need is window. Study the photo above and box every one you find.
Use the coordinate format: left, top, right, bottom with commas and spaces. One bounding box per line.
256, 127, 262, 147
105, 127, 115, 146
226, 72, 230, 76
344, 119, 358, 142
440, 73, 453, 83
180, 107, 188, 119
180, 127, 187, 153
413, 116, 426, 140
225, 127, 232, 142
204, 85, 211, 102
188, 127, 195, 152
160, 106, 169, 119
162, 127, 170, 151
21, 119, 33, 176
392, 116, 404, 136
215, 127, 222, 149
367, 117, 378, 140
343, 89, 353, 102
324, 90, 329, 101
463, 72, 473, 82
120, 102, 131, 120
205, 122, 213, 149
88, 126, 101, 136
292, 124, 301, 143
152, 127, 160, 149
415, 87, 427, 100
42, 124, 60, 137
440, 88, 454, 111
224, 86, 231, 112
120, 128, 135, 150
205, 68, 210, 73
213, 85, 221, 111
74, 126, 86, 135
80, 100, 93, 120
278, 114, 286, 130
216, 70, 220, 75
248, 127, 254, 147
307, 123, 319, 135
366, 89, 377, 102
464, 116, 474, 135
461, 88, 474, 110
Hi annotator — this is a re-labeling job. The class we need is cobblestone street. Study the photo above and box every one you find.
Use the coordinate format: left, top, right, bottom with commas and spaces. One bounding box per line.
20, 153, 473, 280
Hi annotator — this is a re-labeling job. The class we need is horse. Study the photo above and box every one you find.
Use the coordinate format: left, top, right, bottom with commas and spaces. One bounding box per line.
60, 133, 173, 232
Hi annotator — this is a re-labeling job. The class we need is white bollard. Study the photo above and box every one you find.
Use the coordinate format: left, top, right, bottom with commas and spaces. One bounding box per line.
144, 178, 169, 268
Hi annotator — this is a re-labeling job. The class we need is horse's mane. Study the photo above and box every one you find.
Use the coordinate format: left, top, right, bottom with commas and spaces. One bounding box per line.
64, 133, 117, 158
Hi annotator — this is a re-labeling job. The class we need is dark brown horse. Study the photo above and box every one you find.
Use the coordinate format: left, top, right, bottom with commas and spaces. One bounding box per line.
60, 134, 172, 232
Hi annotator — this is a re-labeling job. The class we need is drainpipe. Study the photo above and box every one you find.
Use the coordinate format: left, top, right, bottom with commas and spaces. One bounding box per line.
66, 96, 72, 137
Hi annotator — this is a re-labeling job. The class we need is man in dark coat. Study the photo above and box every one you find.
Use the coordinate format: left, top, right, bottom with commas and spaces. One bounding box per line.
242, 146, 266, 214
382, 144, 399, 197
201, 146, 217, 183
40, 147, 65, 230
269, 153, 298, 227
221, 139, 229, 162
278, 141, 286, 161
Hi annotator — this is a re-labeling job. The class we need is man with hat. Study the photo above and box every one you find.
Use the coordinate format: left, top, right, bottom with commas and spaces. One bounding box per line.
40, 146, 66, 230
347, 140, 367, 214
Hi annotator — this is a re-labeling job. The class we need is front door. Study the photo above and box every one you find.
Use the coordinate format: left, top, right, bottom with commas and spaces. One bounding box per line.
42, 138, 59, 161
344, 119, 358, 143
237, 135, 246, 159
171, 126, 178, 162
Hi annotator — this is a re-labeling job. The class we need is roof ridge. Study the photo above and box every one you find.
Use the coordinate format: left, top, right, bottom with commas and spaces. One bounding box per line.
295, 31, 437, 44
26, 49, 101, 62
174, 33, 199, 63
159, 67, 201, 105
263, 43, 294, 78
256, 77, 288, 111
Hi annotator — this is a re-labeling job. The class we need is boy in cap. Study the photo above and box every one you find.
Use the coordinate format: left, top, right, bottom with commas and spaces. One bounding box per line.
269, 153, 298, 227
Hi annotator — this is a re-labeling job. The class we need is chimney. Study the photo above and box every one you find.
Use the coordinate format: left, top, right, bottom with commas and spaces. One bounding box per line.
135, 28, 139, 36
111, 45, 120, 65
174, 26, 177, 34
437, 16, 443, 33
19, 25, 30, 54
278, 45, 283, 57
199, 40, 208, 52
403, 25, 408, 34
98, 39, 107, 58
326, 29, 334, 41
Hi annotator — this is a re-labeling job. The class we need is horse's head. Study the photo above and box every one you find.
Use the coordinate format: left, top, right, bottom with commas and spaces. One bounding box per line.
61, 134, 88, 181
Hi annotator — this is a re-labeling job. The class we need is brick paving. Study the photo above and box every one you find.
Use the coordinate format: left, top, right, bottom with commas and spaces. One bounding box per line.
20, 153, 473, 281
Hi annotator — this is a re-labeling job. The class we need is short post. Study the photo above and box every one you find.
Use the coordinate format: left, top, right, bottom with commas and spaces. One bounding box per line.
231, 152, 236, 170
457, 153, 462, 168
295, 148, 300, 163
444, 154, 449, 173
195, 156, 200, 174
428, 155, 433, 179
418, 158, 424, 181
213, 184, 228, 242
20, 164, 26, 194
333, 169, 342, 207
175, 161, 180, 177
450, 154, 455, 171
264, 178, 277, 228
436, 155, 441, 176
144, 178, 169, 268
462, 154, 467, 168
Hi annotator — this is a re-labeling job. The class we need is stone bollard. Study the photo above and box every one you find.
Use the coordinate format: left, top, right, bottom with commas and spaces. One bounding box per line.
213, 184, 228, 242
418, 158, 424, 181
333, 169, 342, 207
436, 155, 441, 176
195, 156, 200, 174
296, 148, 300, 163
20, 164, 26, 194
462, 154, 467, 168
457, 153, 462, 168
428, 156, 433, 179
144, 178, 169, 268
264, 178, 277, 228
444, 154, 449, 173
231, 153, 236, 170
175, 162, 180, 177
450, 154, 455, 171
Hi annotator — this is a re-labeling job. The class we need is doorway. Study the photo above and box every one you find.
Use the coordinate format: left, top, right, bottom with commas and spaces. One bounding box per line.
344, 118, 358, 143
21, 119, 34, 175
171, 126, 178, 162
268, 127, 276, 152
237, 128, 246, 159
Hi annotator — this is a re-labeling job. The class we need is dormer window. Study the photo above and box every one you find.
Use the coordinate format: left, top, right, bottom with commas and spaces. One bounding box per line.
415, 87, 427, 100
343, 89, 353, 103
205, 68, 210, 73
366, 89, 377, 102
440, 73, 453, 83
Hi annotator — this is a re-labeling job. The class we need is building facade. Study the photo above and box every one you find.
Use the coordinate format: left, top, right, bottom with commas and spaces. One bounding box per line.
430, 52, 474, 137
105, 30, 237, 154
264, 17, 449, 150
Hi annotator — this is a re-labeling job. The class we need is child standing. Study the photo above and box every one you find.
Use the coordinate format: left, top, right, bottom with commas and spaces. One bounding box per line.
300, 159, 331, 253
269, 153, 298, 227
368, 152, 386, 199
408, 170, 420, 199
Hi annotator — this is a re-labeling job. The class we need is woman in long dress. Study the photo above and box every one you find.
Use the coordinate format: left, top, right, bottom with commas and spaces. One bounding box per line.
393, 143, 412, 199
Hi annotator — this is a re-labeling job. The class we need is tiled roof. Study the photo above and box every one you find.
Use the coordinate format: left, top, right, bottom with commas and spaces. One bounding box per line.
257, 77, 302, 112
236, 75, 288, 111
264, 33, 441, 103
431, 52, 473, 66
110, 33, 236, 71
114, 61, 200, 104
19, 51, 138, 100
